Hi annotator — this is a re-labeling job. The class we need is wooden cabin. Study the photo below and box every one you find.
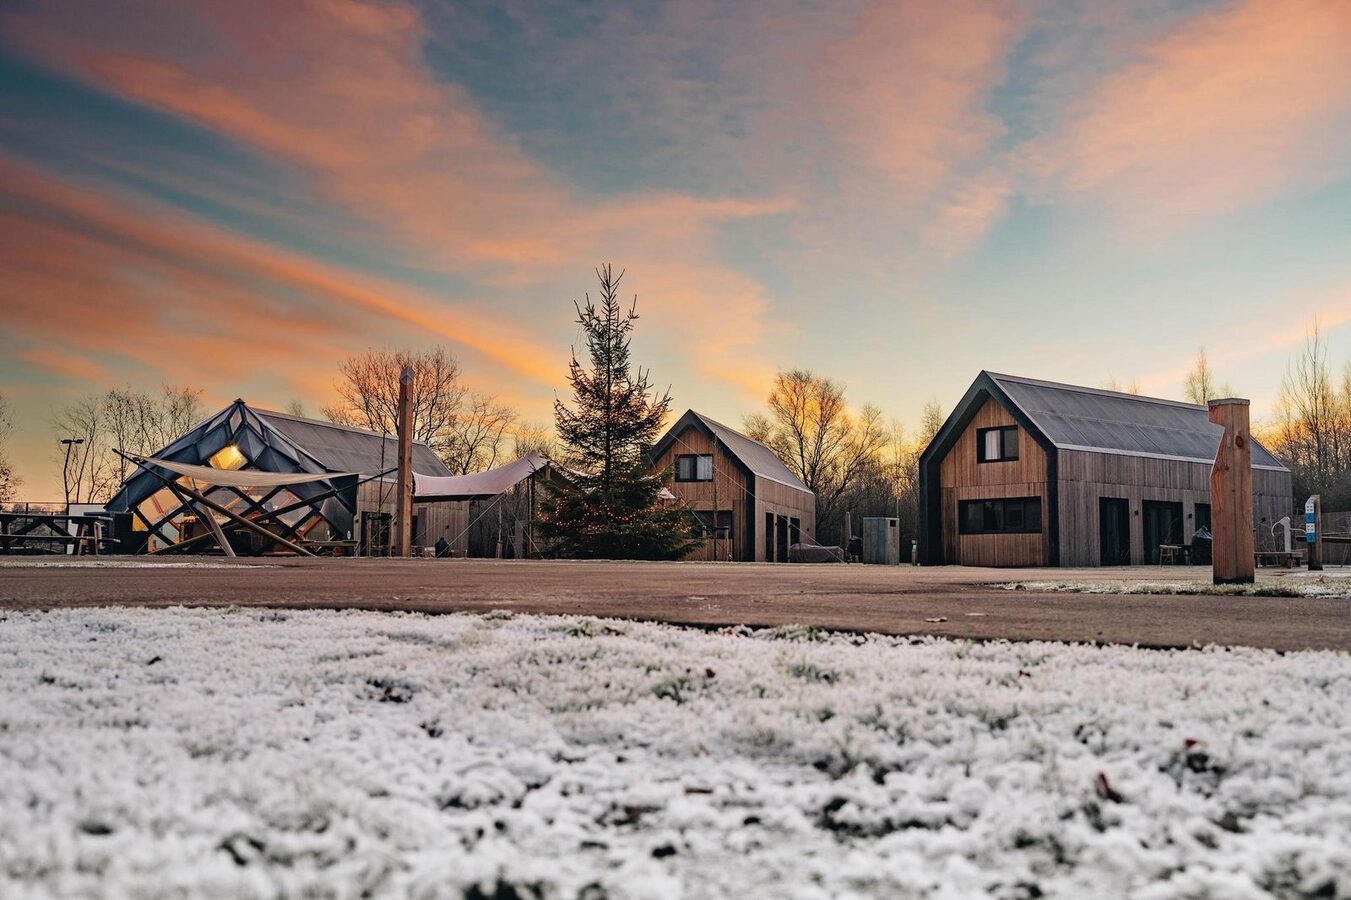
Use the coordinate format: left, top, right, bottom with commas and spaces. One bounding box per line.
105, 400, 461, 555
918, 372, 1292, 567
650, 410, 815, 562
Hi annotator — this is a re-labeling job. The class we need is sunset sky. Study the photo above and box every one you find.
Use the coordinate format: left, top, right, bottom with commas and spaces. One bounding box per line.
2, 0, 1349, 499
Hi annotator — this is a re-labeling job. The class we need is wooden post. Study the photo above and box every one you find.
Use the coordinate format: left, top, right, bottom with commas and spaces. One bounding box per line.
1306, 494, 1323, 572
1208, 398, 1254, 584
394, 365, 414, 558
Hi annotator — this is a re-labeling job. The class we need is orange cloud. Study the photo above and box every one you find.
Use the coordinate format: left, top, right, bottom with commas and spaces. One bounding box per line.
814, 0, 1017, 196
752, 0, 1021, 270
1045, 0, 1351, 228
14, 349, 110, 384
0, 0, 794, 402
0, 160, 564, 388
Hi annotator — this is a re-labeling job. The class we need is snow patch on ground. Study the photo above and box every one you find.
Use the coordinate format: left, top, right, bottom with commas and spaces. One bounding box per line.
1, 608, 1349, 898
997, 579, 1351, 600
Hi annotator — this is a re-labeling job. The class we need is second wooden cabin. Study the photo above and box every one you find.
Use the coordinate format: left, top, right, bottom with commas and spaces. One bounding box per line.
918, 372, 1292, 567
651, 410, 816, 562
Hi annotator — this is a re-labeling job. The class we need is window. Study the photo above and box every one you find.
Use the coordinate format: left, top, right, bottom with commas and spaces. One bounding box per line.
958, 497, 1042, 534
676, 454, 713, 482
1194, 503, 1211, 533
691, 510, 732, 539
977, 426, 1019, 463
207, 444, 247, 470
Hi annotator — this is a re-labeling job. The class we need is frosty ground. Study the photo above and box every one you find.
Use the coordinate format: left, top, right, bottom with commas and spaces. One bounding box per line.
2, 608, 1349, 899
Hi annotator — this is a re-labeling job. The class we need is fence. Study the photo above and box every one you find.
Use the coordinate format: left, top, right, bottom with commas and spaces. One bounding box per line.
0, 507, 133, 555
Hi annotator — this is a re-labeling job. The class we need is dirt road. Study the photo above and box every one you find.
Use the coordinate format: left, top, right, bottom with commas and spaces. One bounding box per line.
2, 558, 1347, 651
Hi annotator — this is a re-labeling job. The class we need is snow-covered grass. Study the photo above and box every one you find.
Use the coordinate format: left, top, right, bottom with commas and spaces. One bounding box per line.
995, 578, 1351, 600
2, 609, 1349, 899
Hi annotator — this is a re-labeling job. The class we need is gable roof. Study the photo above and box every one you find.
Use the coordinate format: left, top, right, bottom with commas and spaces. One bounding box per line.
652, 410, 813, 494
940, 372, 1287, 471
257, 409, 452, 478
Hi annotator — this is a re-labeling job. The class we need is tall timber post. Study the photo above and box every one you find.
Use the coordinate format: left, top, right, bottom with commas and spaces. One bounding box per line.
394, 364, 414, 557
1208, 398, 1254, 584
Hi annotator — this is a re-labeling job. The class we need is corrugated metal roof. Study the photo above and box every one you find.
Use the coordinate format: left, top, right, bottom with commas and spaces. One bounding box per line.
688, 412, 813, 493
988, 373, 1288, 470
257, 410, 453, 477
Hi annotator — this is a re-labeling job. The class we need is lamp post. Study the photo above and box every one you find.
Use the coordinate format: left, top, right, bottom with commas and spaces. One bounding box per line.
60, 438, 84, 510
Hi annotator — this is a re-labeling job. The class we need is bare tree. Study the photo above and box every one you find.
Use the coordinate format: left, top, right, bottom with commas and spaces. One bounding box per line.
444, 394, 517, 475
1105, 376, 1143, 395
511, 421, 558, 461
0, 394, 19, 504
285, 399, 307, 417
53, 397, 117, 505
323, 346, 518, 473
51, 386, 204, 503
1267, 322, 1351, 503
917, 400, 944, 447
1182, 347, 1234, 405
745, 369, 888, 541
101, 386, 204, 484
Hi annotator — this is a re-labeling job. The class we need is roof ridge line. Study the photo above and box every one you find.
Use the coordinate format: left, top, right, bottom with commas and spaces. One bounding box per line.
985, 371, 1207, 411
256, 408, 438, 449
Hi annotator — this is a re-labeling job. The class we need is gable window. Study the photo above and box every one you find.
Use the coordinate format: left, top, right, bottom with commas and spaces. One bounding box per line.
676, 454, 713, 482
977, 425, 1019, 463
959, 497, 1042, 534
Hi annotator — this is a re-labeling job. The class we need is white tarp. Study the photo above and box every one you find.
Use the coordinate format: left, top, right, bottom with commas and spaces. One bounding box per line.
136, 455, 354, 488
414, 453, 549, 501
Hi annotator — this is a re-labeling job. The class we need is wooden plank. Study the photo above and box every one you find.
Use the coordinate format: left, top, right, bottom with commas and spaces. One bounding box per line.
1208, 400, 1255, 584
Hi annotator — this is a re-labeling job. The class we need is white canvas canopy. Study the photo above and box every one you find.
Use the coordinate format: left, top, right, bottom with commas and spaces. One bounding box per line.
414, 453, 549, 501
137, 455, 354, 488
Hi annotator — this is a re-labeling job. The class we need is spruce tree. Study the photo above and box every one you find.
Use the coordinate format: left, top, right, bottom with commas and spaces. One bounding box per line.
539, 265, 698, 559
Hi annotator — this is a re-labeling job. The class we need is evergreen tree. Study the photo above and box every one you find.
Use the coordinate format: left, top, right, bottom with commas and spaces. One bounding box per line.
539, 265, 698, 559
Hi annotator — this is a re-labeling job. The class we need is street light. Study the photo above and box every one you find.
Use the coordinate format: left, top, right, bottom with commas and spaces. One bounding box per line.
60, 438, 84, 510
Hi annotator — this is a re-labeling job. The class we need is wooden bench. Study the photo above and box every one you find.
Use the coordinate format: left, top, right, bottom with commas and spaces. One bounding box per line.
1255, 550, 1303, 568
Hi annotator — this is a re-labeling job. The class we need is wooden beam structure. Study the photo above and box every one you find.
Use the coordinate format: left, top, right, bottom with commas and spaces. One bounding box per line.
149, 470, 388, 555
1208, 398, 1254, 585
117, 451, 317, 558
394, 365, 414, 557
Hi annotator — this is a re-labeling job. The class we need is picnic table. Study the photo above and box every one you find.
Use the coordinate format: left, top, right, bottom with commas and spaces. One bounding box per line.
1158, 543, 1190, 565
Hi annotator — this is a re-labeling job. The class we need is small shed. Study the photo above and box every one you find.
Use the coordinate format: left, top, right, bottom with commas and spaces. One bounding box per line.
414, 453, 565, 558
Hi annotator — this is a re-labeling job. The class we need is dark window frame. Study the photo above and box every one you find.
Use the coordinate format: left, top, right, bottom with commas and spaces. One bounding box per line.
691, 509, 733, 539
976, 425, 1020, 463
675, 453, 714, 482
958, 497, 1042, 535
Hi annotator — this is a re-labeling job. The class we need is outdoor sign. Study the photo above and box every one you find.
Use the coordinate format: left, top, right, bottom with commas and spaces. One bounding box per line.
1305, 497, 1317, 544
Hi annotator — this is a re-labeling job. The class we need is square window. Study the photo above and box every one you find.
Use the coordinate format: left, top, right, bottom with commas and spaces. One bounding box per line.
977, 426, 1020, 463
675, 454, 713, 482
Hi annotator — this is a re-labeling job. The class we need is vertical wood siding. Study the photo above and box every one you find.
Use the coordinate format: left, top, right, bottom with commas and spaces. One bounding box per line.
938, 396, 1049, 566
652, 426, 815, 562
651, 427, 751, 561
356, 480, 469, 554
1055, 450, 1293, 566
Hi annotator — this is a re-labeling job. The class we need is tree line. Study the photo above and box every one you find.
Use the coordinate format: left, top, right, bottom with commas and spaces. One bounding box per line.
43, 356, 546, 506
16, 274, 1351, 534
